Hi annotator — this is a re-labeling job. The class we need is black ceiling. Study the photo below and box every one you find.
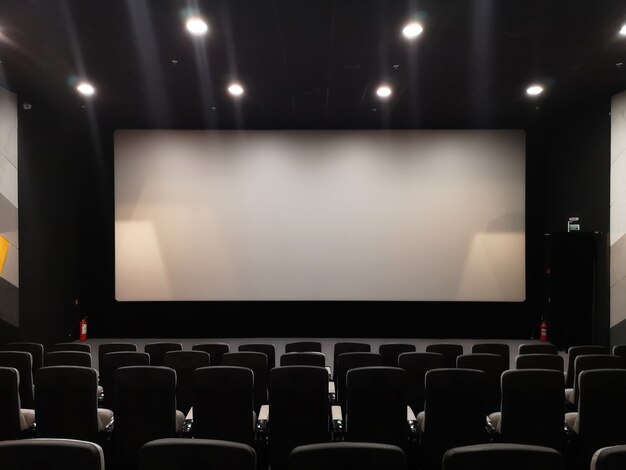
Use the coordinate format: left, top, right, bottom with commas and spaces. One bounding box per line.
1, 0, 626, 129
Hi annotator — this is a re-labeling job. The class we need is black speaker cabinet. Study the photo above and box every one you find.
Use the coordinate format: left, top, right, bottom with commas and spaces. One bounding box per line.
544, 232, 609, 350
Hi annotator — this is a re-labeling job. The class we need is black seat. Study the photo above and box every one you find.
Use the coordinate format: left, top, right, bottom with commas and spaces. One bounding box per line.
289, 442, 407, 470
144, 342, 182, 366
1, 342, 44, 373
100, 351, 150, 410
285, 341, 322, 353
379, 343, 416, 367
192, 366, 255, 445
398, 352, 446, 415
591, 445, 626, 470
49, 342, 91, 353
425, 344, 463, 369
44, 351, 92, 367
98, 342, 137, 371
222, 352, 268, 411
140, 438, 256, 470
456, 353, 507, 414
335, 352, 382, 409
0, 438, 105, 470
518, 343, 558, 355
280, 352, 326, 367
163, 350, 211, 414
566, 354, 624, 406
471, 343, 510, 369
515, 353, 564, 372
239, 343, 276, 371
565, 345, 607, 388
0, 351, 34, 408
192, 342, 229, 365
442, 443, 564, 470
0, 366, 34, 440
333, 342, 371, 379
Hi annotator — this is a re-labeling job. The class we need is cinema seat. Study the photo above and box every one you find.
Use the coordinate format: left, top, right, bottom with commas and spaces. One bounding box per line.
0, 367, 35, 440
289, 442, 407, 470
0, 439, 105, 470
442, 443, 564, 470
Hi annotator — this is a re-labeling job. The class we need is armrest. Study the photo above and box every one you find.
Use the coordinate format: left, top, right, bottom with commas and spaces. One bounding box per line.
486, 415, 497, 438
331, 405, 343, 440
181, 407, 193, 434
328, 381, 336, 404
564, 411, 578, 444
407, 406, 419, 438
256, 404, 269, 437
326, 366, 332, 378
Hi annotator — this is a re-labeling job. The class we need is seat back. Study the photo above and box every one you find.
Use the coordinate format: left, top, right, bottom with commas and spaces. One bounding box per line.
98, 342, 137, 373
144, 342, 182, 366
379, 343, 416, 367
239, 343, 276, 370
333, 342, 371, 379
499, 369, 565, 451
565, 345, 607, 387
515, 353, 564, 372
50, 342, 91, 353
1, 342, 43, 373
280, 352, 326, 367
139, 438, 256, 470
0, 367, 22, 440
0, 351, 34, 408
398, 352, 446, 414
336, 352, 382, 408
100, 351, 150, 410
471, 343, 510, 368
422, 368, 487, 469
425, 344, 463, 368
35, 366, 100, 441
222, 352, 268, 411
192, 343, 229, 365
456, 353, 506, 413
572, 354, 624, 405
44, 351, 92, 367
442, 443, 564, 470
193, 366, 254, 445
285, 341, 322, 353
163, 350, 211, 414
114, 366, 178, 470
591, 445, 626, 470
269, 366, 330, 470
346, 367, 407, 448
0, 439, 105, 470
518, 343, 558, 355
289, 442, 407, 470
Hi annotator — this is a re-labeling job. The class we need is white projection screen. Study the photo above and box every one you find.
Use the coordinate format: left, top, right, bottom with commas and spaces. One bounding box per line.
115, 130, 525, 301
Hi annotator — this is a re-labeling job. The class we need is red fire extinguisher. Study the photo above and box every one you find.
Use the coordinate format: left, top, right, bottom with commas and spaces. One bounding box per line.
539, 320, 548, 342
79, 317, 88, 342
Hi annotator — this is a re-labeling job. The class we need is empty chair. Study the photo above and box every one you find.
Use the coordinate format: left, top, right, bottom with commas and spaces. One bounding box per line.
114, 366, 184, 470
163, 350, 211, 414
457, 353, 506, 414
591, 445, 626, 470
49, 342, 91, 353
285, 341, 322, 353
239, 343, 276, 370
98, 342, 137, 372
144, 342, 182, 366
0, 351, 34, 408
140, 438, 256, 470
335, 352, 382, 409
425, 344, 463, 369
345, 367, 407, 449
192, 366, 255, 445
1, 342, 44, 373
0, 439, 105, 470
280, 352, 326, 367
471, 343, 510, 368
515, 353, 564, 372
100, 351, 150, 410
44, 351, 92, 367
419, 369, 487, 470
398, 352, 446, 415
565, 369, 626, 469
565, 354, 623, 406
442, 443, 564, 470
489, 369, 564, 451
267, 366, 330, 470
192, 342, 229, 365
35, 366, 113, 441
518, 343, 559, 355
289, 442, 407, 470
379, 343, 416, 367
222, 351, 268, 411
565, 345, 607, 388
333, 342, 371, 379
0, 367, 35, 440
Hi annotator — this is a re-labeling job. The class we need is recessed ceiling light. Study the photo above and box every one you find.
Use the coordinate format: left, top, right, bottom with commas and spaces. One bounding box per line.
402, 21, 424, 39
526, 84, 544, 96
376, 85, 392, 98
186, 17, 208, 36
76, 82, 95, 96
620, 24, 626, 36
227, 82, 244, 97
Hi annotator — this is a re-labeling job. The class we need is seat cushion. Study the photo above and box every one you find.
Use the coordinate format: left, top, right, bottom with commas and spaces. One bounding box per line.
565, 387, 574, 404
488, 411, 502, 433
565, 412, 579, 434
176, 410, 185, 432
20, 408, 36, 431
417, 411, 425, 431
97, 408, 114, 431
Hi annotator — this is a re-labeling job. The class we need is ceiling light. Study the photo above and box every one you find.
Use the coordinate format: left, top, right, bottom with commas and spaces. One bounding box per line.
186, 17, 208, 36
376, 85, 392, 98
620, 24, 626, 36
402, 21, 424, 39
227, 83, 244, 96
76, 82, 95, 96
526, 84, 544, 96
